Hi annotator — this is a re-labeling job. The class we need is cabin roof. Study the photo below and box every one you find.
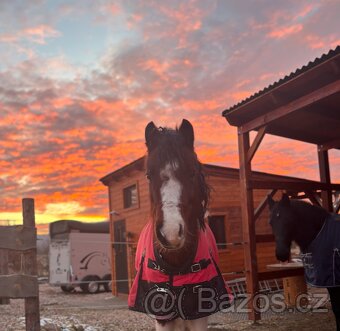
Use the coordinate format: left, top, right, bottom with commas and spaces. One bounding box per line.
100, 156, 319, 186
100, 157, 145, 185
222, 46, 340, 149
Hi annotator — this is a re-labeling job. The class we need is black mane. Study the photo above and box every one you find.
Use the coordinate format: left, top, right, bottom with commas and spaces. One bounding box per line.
290, 199, 330, 218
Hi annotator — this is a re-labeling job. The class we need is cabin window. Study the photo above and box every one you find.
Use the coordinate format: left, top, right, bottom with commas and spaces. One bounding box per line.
123, 184, 138, 209
208, 215, 227, 249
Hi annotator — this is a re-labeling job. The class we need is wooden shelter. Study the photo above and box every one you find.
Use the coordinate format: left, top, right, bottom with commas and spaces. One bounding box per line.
222, 46, 340, 321
100, 157, 320, 296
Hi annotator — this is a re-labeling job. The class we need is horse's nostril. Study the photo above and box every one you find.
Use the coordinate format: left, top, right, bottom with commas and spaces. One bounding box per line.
179, 224, 183, 237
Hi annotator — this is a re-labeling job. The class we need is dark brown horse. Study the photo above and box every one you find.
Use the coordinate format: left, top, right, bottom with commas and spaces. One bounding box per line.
268, 194, 340, 331
128, 120, 231, 331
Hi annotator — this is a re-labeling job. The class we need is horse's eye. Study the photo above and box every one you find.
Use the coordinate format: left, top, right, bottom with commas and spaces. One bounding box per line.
146, 173, 151, 180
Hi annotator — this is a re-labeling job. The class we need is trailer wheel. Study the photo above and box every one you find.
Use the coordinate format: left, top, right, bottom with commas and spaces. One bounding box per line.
80, 275, 100, 294
102, 274, 112, 292
61, 285, 75, 293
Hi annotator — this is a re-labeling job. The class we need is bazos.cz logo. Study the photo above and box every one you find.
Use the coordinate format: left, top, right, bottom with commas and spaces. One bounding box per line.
143, 286, 329, 319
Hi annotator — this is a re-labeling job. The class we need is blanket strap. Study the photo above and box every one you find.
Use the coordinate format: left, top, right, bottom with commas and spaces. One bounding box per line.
147, 258, 211, 275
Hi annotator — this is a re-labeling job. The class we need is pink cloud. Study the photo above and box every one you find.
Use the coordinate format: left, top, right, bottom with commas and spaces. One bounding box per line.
267, 24, 303, 39
0, 24, 61, 45
305, 34, 340, 50
22, 25, 61, 44
293, 4, 318, 20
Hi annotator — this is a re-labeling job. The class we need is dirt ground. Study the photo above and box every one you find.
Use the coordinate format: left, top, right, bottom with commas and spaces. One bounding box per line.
0, 283, 337, 331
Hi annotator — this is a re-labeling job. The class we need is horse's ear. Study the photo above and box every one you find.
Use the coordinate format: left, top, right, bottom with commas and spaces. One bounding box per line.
267, 195, 275, 209
179, 119, 194, 149
281, 193, 290, 206
145, 121, 159, 151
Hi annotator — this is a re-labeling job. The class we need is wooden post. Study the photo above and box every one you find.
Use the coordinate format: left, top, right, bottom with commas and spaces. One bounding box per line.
238, 131, 260, 321
22, 198, 40, 331
0, 250, 10, 305
108, 187, 117, 296
317, 147, 333, 212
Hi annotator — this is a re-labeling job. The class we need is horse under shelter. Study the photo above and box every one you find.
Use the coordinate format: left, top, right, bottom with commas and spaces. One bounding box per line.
222, 46, 340, 321
100, 157, 321, 297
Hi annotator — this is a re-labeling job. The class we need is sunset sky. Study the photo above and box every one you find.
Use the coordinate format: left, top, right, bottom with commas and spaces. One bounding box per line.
1, 0, 340, 234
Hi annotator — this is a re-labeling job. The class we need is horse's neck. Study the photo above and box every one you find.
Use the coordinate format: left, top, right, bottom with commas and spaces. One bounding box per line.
292, 203, 329, 252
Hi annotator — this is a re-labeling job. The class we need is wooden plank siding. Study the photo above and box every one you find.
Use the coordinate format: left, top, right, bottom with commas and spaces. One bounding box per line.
218, 242, 276, 281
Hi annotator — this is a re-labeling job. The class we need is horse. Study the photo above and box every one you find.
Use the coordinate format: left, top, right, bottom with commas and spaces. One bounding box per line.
128, 119, 232, 331
268, 193, 340, 330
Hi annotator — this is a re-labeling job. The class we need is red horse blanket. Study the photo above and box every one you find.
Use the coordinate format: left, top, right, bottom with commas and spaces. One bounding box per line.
128, 222, 233, 321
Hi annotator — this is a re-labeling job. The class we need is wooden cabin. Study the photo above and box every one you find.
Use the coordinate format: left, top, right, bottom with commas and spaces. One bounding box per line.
100, 157, 307, 296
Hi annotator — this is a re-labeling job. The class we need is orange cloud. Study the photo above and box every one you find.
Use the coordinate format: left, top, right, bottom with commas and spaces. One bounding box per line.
51, 97, 74, 109
232, 91, 252, 102
179, 99, 220, 112
142, 59, 170, 75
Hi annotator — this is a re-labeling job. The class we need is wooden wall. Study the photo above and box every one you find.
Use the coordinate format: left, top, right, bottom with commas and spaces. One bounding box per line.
106, 165, 278, 295
109, 169, 150, 237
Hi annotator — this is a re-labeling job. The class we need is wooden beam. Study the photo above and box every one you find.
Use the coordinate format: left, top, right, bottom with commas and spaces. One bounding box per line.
0, 226, 36, 250
108, 186, 117, 297
258, 268, 304, 281
256, 234, 275, 243
317, 148, 333, 212
239, 80, 340, 133
0, 250, 10, 304
250, 179, 340, 191
268, 90, 285, 106
247, 126, 267, 163
238, 131, 260, 321
329, 59, 340, 74
254, 189, 277, 222
22, 198, 40, 331
0, 275, 38, 298
318, 138, 340, 151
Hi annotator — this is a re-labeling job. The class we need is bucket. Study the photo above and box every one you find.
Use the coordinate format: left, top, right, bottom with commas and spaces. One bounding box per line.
283, 276, 307, 307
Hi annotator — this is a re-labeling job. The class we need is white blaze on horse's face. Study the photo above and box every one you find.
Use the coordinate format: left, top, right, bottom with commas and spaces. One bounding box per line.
159, 162, 185, 247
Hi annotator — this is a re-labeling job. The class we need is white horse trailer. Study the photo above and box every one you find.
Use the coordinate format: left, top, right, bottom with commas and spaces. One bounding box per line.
49, 220, 112, 293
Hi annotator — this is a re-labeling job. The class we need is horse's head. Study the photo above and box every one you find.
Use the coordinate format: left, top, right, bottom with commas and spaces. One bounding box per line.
267, 194, 297, 262
145, 119, 208, 254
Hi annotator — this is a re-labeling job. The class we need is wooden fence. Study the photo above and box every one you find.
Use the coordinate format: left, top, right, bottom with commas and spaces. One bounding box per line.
0, 198, 40, 331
